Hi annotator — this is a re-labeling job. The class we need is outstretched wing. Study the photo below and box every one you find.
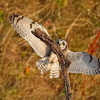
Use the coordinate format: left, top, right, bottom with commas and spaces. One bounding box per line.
8, 14, 51, 58
67, 50, 100, 75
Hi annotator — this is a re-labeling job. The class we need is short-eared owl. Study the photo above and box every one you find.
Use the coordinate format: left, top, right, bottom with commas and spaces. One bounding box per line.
9, 14, 100, 78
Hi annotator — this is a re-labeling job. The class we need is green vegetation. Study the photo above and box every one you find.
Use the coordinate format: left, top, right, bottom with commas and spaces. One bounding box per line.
0, 0, 100, 100
0, 10, 4, 23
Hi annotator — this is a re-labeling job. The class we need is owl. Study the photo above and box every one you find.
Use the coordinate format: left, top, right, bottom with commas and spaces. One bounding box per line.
9, 14, 100, 78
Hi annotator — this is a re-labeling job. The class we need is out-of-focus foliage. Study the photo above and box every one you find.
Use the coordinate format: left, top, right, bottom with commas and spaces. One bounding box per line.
0, 0, 100, 100
0, 10, 4, 23
56, 0, 68, 8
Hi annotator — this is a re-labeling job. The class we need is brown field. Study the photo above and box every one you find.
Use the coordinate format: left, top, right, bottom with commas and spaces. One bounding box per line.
0, 0, 100, 100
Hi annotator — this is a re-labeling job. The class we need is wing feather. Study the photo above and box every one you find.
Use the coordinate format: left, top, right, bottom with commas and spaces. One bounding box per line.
36, 56, 60, 78
67, 50, 100, 75
9, 14, 51, 57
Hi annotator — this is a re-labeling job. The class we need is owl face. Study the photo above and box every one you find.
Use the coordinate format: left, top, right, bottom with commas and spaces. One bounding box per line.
56, 39, 67, 50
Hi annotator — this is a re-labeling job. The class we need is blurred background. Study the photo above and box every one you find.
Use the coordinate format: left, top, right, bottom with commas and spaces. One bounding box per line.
0, 0, 100, 100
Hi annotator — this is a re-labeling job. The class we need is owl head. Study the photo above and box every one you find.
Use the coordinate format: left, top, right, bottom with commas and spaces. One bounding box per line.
56, 39, 68, 51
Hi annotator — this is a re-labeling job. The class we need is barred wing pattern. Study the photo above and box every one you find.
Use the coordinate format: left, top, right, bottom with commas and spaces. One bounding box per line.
9, 14, 51, 58
67, 50, 100, 75
36, 52, 60, 78
36, 57, 60, 78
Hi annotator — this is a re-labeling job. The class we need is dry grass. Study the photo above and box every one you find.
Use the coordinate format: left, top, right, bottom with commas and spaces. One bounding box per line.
0, 0, 100, 100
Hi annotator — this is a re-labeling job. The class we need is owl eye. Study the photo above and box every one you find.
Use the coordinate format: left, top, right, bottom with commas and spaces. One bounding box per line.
56, 41, 59, 44
62, 42, 65, 46
50, 61, 54, 64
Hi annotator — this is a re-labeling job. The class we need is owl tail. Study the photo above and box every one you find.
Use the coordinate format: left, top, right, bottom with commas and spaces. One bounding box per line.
49, 63, 61, 78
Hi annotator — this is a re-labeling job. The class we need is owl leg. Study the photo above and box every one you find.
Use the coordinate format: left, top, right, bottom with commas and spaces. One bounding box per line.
36, 58, 49, 74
